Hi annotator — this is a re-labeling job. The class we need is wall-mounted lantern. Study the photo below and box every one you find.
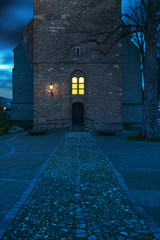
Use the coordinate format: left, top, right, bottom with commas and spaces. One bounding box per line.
3, 107, 6, 111
49, 83, 53, 98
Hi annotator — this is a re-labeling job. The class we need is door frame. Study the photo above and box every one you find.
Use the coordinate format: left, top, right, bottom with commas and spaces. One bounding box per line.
72, 102, 84, 127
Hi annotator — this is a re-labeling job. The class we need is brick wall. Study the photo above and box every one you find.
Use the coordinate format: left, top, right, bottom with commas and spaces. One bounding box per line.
12, 21, 34, 121
33, 0, 121, 63
122, 36, 143, 125
12, 0, 143, 129
33, 0, 123, 130
33, 63, 122, 130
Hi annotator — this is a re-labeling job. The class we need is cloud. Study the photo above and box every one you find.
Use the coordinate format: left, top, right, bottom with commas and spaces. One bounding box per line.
0, 51, 13, 98
0, 80, 12, 88
0, 88, 12, 99
1, 7, 33, 30
0, 44, 13, 98
0, 67, 12, 91
0, 54, 13, 65
0, 77, 12, 100
0, 0, 13, 12
0, 50, 13, 71
0, 0, 33, 98
0, 0, 33, 13
0, 65, 12, 71
0, 1, 33, 45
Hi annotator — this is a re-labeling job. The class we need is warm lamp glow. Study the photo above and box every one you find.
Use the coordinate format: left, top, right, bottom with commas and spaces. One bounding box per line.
3, 107, 6, 110
50, 83, 53, 90
49, 83, 53, 98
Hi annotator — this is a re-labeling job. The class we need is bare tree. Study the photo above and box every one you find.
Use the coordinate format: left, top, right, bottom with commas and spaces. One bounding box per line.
67, 0, 160, 138
79, 0, 160, 138
142, 0, 160, 138
35, 0, 160, 138
121, 0, 160, 138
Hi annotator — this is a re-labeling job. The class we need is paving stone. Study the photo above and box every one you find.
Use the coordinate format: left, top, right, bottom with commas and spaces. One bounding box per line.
135, 229, 151, 234
75, 229, 87, 234
93, 229, 101, 233
75, 233, 87, 238
1, 132, 155, 239
130, 232, 139, 237
76, 224, 87, 229
88, 235, 97, 240
120, 231, 128, 236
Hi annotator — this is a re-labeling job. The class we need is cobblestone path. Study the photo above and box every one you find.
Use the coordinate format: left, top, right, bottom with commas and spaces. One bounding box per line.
2, 132, 155, 239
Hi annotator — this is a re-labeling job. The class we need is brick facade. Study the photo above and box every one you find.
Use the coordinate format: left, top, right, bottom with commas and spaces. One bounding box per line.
12, 0, 143, 130
33, 0, 122, 130
34, 62, 122, 130
122, 36, 143, 127
12, 21, 34, 121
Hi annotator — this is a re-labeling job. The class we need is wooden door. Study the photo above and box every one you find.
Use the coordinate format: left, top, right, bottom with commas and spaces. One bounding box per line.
72, 103, 84, 127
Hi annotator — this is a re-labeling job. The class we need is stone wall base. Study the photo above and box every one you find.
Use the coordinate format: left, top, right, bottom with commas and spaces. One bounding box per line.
34, 120, 72, 130
34, 120, 123, 131
12, 103, 33, 121
85, 121, 123, 131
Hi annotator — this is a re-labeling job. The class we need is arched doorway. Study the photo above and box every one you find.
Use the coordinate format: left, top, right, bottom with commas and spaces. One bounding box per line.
72, 102, 84, 127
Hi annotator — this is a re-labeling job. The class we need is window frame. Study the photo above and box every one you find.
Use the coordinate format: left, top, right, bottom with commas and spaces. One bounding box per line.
72, 76, 85, 95
76, 47, 80, 56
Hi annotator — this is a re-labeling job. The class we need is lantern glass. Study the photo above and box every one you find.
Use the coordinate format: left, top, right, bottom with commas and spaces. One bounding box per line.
50, 83, 53, 90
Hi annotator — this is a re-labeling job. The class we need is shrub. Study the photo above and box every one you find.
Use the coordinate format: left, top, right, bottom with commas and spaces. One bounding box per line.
0, 122, 11, 135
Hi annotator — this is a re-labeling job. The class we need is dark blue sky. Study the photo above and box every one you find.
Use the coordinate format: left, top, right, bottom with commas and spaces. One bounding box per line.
0, 0, 33, 99
0, 0, 129, 99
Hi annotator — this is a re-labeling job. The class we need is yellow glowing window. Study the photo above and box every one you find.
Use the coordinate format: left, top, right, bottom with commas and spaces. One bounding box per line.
72, 77, 78, 83
72, 77, 78, 95
72, 89, 78, 95
72, 84, 77, 89
79, 84, 84, 89
72, 76, 85, 95
79, 77, 84, 83
79, 89, 84, 95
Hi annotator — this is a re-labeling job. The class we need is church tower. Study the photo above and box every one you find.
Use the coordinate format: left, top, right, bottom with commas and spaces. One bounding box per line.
32, 0, 123, 130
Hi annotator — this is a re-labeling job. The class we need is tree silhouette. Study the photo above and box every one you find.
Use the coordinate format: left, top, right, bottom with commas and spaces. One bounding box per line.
122, 0, 160, 138
76, 0, 160, 138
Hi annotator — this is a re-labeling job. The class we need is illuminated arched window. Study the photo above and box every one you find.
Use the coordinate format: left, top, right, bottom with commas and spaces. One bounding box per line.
72, 76, 85, 95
